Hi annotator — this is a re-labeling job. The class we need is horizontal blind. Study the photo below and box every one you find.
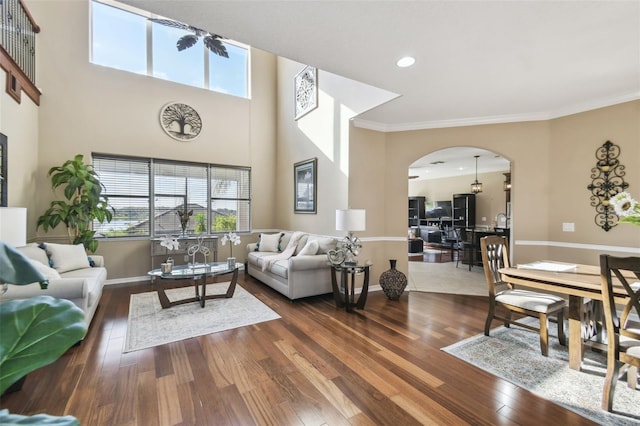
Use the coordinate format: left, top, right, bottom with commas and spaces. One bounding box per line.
93, 155, 150, 237
210, 166, 251, 232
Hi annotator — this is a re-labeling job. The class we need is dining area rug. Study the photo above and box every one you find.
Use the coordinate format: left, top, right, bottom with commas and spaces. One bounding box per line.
124, 283, 281, 353
443, 324, 640, 425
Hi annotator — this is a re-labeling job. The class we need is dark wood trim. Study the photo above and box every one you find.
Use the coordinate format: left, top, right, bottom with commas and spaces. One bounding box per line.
0, 46, 41, 105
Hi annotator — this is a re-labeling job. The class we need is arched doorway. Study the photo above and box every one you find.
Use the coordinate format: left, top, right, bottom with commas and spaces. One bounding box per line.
407, 147, 512, 295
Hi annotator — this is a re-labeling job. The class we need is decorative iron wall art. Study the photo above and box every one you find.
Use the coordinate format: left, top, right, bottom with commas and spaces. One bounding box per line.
587, 140, 629, 231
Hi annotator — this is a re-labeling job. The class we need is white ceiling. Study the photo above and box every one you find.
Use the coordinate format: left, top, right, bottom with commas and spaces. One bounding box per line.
409, 147, 509, 180
121, 0, 640, 132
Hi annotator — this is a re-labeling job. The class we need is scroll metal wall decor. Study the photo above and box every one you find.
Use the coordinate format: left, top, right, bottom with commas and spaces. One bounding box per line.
587, 140, 629, 231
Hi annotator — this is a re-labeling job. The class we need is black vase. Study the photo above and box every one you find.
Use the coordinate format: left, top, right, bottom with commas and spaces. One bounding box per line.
379, 259, 407, 301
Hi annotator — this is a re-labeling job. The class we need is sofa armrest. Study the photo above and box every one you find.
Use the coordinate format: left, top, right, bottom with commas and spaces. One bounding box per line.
89, 255, 105, 267
246, 243, 258, 253
289, 254, 330, 271
0, 277, 88, 301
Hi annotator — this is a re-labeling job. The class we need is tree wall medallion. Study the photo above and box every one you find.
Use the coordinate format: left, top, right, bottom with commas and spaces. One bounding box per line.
586, 140, 629, 231
160, 102, 202, 141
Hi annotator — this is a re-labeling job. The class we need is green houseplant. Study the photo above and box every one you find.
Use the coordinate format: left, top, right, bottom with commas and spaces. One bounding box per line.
37, 154, 113, 253
0, 241, 87, 424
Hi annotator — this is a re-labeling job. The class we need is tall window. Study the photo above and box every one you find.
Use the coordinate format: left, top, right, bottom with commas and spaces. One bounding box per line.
90, 0, 249, 98
93, 155, 251, 237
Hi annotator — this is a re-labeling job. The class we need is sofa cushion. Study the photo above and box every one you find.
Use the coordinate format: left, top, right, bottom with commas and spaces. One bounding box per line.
17, 243, 50, 266
297, 240, 319, 256
257, 233, 283, 252
29, 259, 61, 281
45, 243, 91, 273
62, 266, 107, 307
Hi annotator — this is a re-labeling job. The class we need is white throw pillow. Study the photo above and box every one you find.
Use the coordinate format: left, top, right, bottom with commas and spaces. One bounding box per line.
316, 237, 338, 254
29, 259, 61, 281
16, 243, 50, 266
45, 243, 90, 273
257, 233, 283, 252
297, 240, 319, 256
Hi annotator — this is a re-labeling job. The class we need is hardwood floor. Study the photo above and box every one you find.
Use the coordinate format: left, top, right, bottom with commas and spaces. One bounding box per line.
1, 274, 595, 425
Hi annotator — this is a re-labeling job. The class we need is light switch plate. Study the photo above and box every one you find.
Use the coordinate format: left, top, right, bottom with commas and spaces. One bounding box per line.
562, 222, 575, 232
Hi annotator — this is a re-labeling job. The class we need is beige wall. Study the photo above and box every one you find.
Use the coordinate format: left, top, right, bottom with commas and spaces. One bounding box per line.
6, 1, 639, 284
0, 73, 41, 240
352, 100, 640, 277
23, 0, 277, 280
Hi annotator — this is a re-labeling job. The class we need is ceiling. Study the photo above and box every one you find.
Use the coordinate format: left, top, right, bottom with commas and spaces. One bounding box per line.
121, 0, 640, 132
409, 147, 509, 181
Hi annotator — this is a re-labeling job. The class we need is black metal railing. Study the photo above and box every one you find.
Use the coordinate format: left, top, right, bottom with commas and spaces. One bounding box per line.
1, 0, 38, 85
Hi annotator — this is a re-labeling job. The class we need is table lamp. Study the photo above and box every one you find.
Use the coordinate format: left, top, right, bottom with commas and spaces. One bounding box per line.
336, 209, 365, 265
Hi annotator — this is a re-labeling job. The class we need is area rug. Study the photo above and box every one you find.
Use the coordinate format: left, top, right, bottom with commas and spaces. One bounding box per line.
124, 283, 280, 353
408, 261, 487, 296
443, 325, 640, 425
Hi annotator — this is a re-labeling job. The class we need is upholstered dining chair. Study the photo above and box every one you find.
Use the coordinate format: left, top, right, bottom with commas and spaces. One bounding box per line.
480, 236, 567, 356
599, 254, 640, 412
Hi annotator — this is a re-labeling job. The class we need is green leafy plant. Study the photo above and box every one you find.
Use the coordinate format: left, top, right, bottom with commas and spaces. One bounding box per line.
37, 154, 113, 253
0, 242, 87, 425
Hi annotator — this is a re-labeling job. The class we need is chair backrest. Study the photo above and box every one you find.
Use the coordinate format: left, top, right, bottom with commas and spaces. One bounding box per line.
599, 255, 640, 342
480, 236, 511, 296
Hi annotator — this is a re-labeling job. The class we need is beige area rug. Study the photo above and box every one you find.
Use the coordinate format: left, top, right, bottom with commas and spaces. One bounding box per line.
408, 261, 487, 296
124, 283, 280, 353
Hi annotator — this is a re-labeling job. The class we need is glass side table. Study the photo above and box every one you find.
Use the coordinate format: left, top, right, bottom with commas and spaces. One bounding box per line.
329, 262, 372, 312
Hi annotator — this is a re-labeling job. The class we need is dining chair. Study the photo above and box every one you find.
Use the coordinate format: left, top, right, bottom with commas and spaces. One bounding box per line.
480, 236, 566, 356
599, 254, 640, 412
456, 228, 478, 270
441, 227, 461, 263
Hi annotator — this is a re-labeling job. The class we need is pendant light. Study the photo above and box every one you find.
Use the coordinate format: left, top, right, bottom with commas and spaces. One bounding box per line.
471, 155, 483, 194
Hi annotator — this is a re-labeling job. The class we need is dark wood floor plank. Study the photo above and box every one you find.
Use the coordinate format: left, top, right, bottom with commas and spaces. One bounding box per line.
0, 276, 603, 425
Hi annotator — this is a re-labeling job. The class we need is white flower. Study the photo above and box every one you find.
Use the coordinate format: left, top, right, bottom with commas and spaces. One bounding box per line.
160, 235, 180, 251
609, 192, 640, 227
221, 232, 241, 246
221, 232, 241, 257
610, 192, 638, 217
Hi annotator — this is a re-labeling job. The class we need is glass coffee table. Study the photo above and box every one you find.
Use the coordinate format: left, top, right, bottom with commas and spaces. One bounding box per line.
148, 262, 242, 309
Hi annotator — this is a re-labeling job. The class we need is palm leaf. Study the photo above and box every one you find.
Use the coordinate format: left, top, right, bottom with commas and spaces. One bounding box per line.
204, 35, 228, 58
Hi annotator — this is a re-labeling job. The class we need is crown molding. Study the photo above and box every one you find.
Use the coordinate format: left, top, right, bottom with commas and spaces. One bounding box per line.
353, 92, 640, 133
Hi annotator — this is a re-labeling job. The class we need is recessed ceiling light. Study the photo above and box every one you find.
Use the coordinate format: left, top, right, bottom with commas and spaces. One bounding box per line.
396, 56, 415, 68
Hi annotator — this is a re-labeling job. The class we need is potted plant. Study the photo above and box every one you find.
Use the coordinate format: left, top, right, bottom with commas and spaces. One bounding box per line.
37, 154, 113, 253
0, 241, 87, 424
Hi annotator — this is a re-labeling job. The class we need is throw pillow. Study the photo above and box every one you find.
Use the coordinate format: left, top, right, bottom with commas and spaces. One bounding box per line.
297, 240, 319, 256
316, 237, 338, 254
29, 259, 61, 281
16, 243, 50, 266
44, 243, 91, 273
257, 233, 283, 252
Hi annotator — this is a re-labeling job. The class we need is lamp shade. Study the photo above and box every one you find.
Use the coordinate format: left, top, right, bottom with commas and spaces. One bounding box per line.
336, 209, 366, 232
0, 207, 27, 247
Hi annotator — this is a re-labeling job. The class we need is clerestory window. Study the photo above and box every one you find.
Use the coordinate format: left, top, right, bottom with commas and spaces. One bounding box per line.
90, 0, 249, 98
93, 154, 251, 238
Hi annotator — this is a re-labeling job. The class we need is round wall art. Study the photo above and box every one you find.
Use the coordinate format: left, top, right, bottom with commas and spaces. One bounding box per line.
160, 102, 202, 141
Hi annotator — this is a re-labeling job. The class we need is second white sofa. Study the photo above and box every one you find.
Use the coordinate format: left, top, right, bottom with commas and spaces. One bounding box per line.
246, 232, 338, 300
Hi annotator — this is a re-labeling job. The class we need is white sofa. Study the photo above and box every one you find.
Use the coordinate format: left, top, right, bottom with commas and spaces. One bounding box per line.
0, 243, 107, 327
246, 232, 338, 300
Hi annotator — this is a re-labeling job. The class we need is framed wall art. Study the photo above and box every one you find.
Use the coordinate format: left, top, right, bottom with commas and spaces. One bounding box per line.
294, 158, 317, 214
160, 102, 202, 141
294, 65, 318, 120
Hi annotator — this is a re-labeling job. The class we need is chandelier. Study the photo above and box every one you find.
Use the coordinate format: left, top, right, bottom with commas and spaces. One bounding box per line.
471, 155, 483, 194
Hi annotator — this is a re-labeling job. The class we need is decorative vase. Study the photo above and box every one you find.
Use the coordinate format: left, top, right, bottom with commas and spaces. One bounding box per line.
227, 257, 236, 269
379, 259, 407, 301
161, 257, 174, 273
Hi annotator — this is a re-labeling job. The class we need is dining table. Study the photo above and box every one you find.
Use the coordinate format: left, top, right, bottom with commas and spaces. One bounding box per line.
499, 262, 631, 370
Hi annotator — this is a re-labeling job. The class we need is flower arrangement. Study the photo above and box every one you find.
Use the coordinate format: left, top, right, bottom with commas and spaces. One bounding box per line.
160, 235, 180, 261
220, 232, 241, 258
609, 192, 640, 226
